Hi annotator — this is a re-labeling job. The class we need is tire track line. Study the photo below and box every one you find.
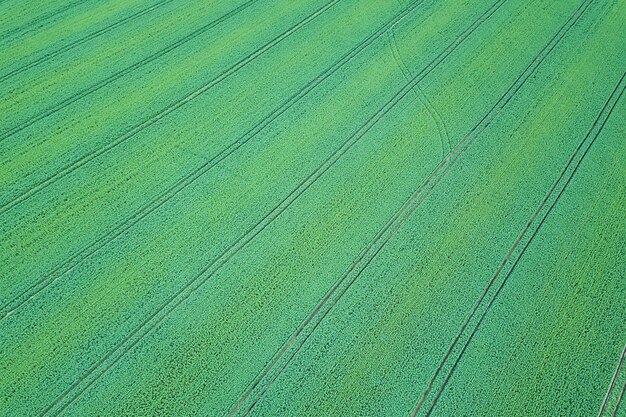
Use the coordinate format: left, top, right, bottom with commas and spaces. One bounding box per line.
388, 26, 450, 157
41, 1, 504, 414
0, 0, 177, 84
0, 0, 87, 41
599, 344, 626, 417
226, 0, 513, 414
0, 0, 428, 319
613, 381, 626, 417
0, 0, 256, 141
419, 70, 626, 417
0, 0, 340, 216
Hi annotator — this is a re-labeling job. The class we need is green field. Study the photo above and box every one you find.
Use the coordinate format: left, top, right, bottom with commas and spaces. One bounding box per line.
0, 0, 625, 415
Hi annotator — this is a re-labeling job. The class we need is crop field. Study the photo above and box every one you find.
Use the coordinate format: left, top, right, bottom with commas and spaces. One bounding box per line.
0, 0, 625, 415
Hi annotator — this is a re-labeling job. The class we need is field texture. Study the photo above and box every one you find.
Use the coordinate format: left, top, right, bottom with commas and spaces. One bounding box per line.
0, 0, 625, 415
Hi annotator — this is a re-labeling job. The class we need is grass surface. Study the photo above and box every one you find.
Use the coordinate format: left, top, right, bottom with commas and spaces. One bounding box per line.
0, 0, 624, 416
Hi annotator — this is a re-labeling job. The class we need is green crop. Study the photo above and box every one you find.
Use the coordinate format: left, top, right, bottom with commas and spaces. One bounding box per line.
1, 0, 624, 415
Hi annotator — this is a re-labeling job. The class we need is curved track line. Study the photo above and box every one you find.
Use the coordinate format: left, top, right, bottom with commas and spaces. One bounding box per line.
0, 0, 256, 142
0, 0, 340, 216
0, 0, 177, 84
388, 28, 450, 157
0, 0, 428, 319
41, 1, 503, 414
420, 71, 626, 417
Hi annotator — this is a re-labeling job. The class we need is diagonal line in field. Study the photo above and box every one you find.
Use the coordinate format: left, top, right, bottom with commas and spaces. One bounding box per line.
0, 0, 88, 41
599, 344, 626, 417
